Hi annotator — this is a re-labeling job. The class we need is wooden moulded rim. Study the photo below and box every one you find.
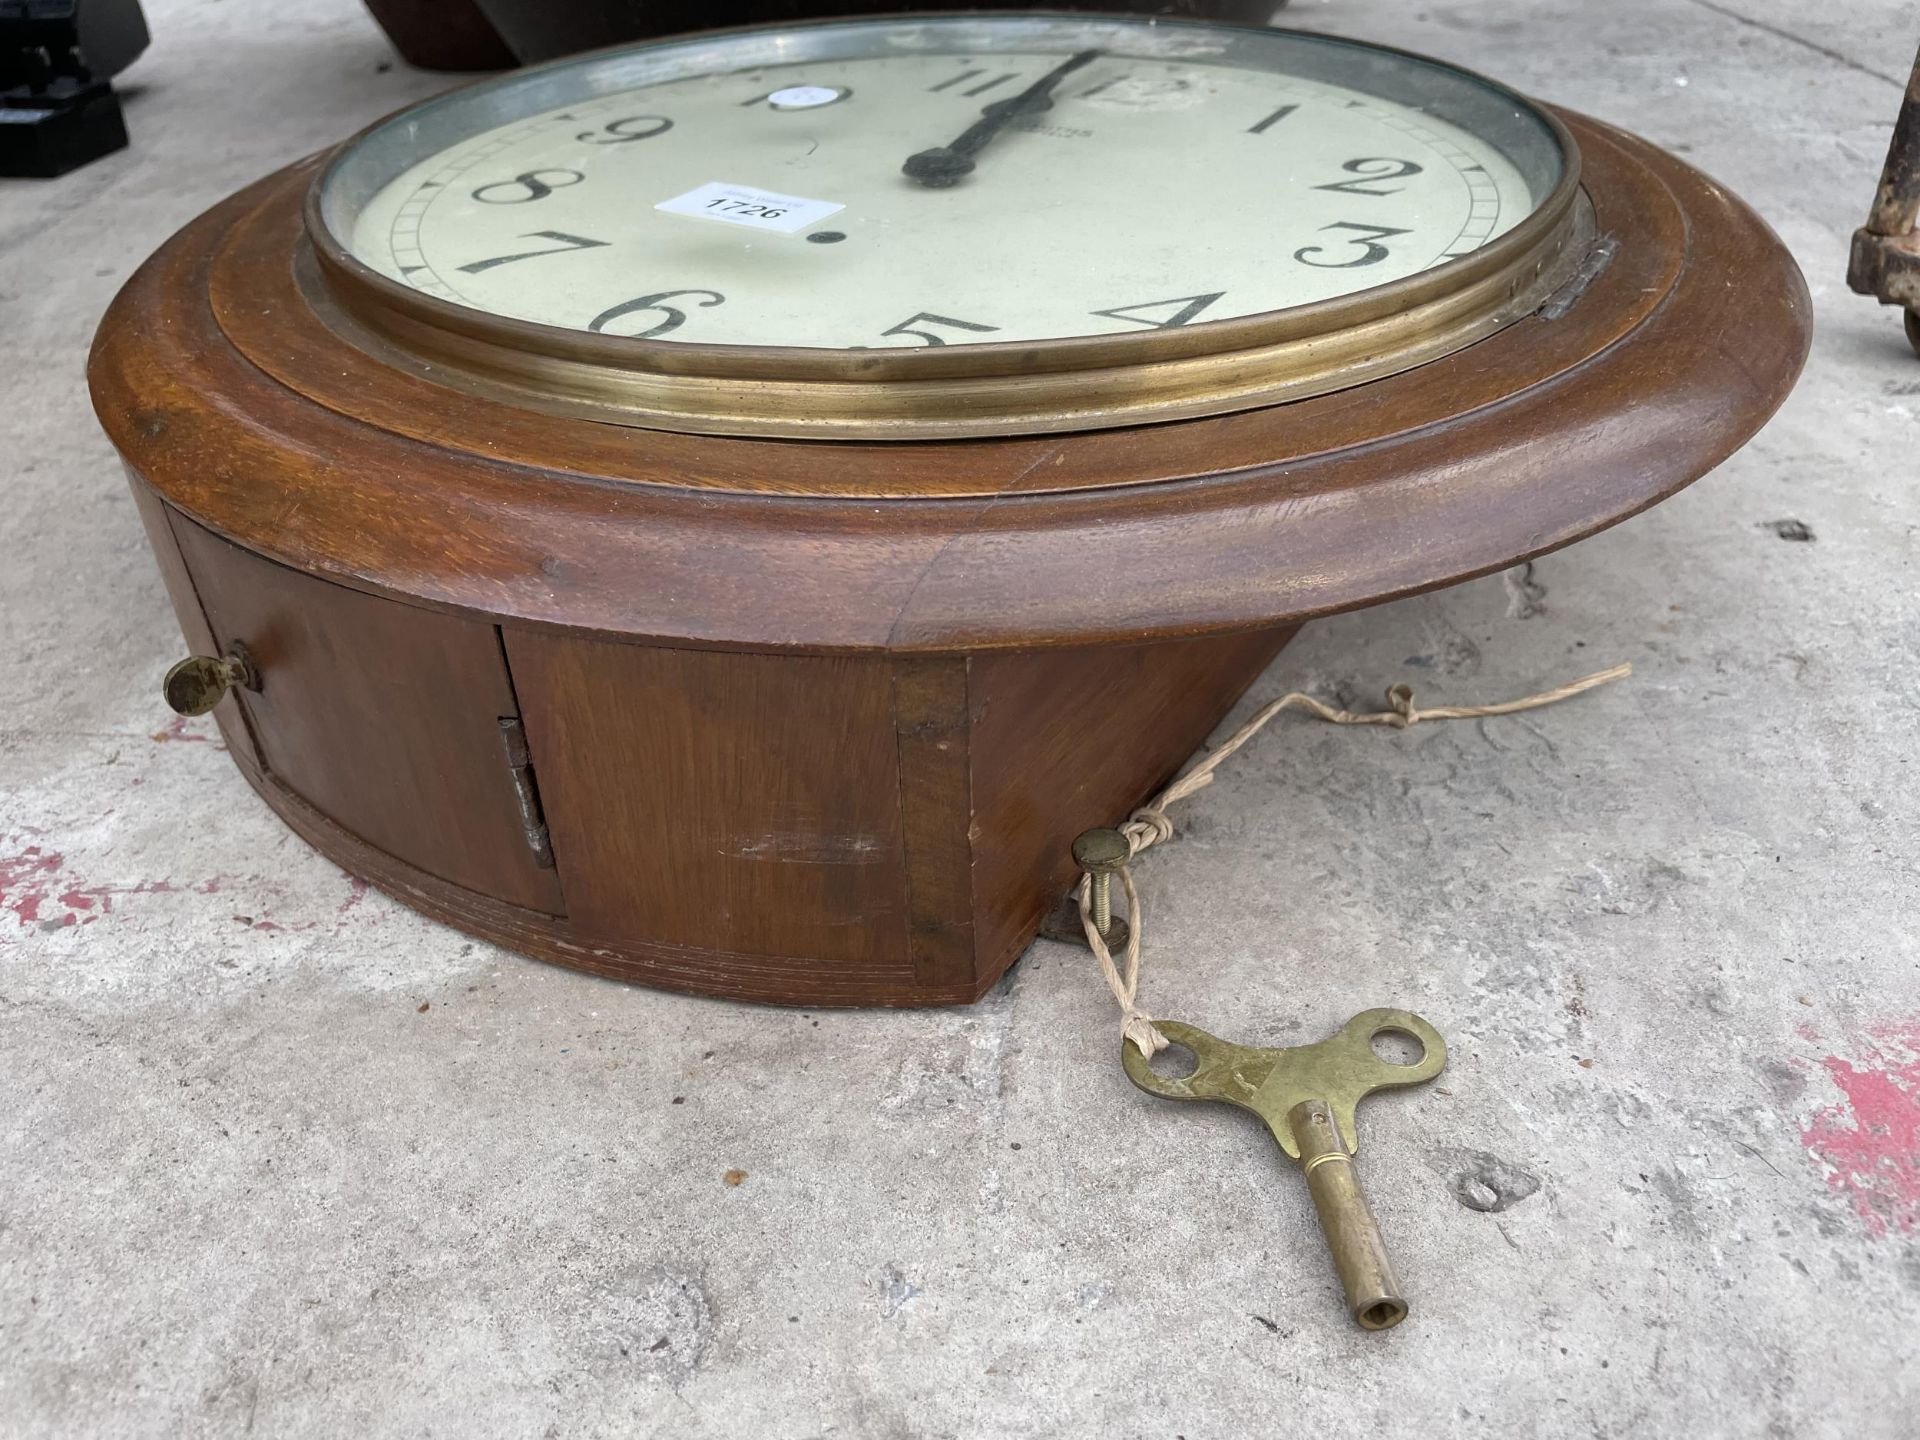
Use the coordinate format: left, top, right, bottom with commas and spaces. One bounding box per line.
89, 113, 1812, 653
299, 14, 1588, 440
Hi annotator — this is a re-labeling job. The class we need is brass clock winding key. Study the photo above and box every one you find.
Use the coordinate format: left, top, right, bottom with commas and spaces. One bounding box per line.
1123, 1009, 1446, 1330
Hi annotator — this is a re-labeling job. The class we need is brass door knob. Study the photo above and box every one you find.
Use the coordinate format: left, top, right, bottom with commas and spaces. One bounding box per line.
163, 644, 259, 716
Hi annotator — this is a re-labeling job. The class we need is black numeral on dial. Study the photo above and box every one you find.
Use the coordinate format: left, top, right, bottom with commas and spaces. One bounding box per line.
1089, 293, 1225, 330
929, 70, 1019, 97
471, 169, 585, 204
1248, 103, 1299, 135
1293, 222, 1410, 269
456, 231, 609, 274
574, 115, 674, 144
877, 312, 1000, 346
1313, 158, 1425, 196
588, 289, 726, 338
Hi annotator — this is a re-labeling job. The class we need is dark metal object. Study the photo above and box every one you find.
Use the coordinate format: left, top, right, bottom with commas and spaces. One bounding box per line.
0, 0, 147, 177
902, 47, 1102, 188
1847, 44, 1920, 357
498, 716, 557, 868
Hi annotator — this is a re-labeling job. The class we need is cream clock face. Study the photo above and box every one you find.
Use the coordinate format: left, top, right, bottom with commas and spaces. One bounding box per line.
322, 16, 1567, 351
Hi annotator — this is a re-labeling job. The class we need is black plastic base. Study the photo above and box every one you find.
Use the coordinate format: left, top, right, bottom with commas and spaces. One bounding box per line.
0, 85, 129, 178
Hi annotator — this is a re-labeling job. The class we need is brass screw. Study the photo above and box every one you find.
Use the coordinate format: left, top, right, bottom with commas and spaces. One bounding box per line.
1071, 827, 1130, 938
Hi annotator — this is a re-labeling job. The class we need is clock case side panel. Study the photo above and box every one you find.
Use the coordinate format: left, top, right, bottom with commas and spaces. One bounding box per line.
490, 624, 1300, 1004
126, 471, 263, 771
498, 629, 935, 1002
963, 625, 1302, 989
154, 503, 568, 915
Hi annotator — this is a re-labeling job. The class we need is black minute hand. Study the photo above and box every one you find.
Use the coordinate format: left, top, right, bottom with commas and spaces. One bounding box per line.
902, 49, 1103, 188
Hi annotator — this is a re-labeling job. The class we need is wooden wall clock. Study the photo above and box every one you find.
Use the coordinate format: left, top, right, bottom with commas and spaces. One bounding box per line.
90, 13, 1809, 1007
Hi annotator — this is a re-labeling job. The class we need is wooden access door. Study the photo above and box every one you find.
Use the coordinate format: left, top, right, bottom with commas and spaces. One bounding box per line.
169, 514, 566, 915
501, 631, 915, 991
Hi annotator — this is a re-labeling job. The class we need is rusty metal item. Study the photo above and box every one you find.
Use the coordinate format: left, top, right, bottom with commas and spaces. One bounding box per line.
1847, 44, 1920, 356
496, 716, 557, 869
1123, 1009, 1447, 1329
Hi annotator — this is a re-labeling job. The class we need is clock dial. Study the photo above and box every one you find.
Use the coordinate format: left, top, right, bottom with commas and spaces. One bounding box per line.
322, 16, 1567, 352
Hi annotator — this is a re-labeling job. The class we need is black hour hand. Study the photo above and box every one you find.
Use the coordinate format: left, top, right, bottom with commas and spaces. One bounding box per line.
903, 49, 1101, 188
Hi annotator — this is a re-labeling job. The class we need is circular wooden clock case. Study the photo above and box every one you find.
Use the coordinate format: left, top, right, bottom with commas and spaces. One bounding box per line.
90, 15, 1809, 1007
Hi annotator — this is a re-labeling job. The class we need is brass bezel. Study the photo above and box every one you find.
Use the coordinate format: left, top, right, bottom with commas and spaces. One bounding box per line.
302, 15, 1587, 441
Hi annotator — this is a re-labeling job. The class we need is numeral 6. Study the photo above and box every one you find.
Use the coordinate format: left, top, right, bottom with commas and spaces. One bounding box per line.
588, 289, 727, 339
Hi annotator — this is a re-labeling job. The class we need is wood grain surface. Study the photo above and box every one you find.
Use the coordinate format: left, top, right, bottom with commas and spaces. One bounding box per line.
173, 515, 566, 914
502, 631, 910, 972
965, 627, 1300, 980
91, 104, 1811, 1004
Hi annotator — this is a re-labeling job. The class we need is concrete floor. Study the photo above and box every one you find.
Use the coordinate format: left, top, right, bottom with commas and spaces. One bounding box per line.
4, 0, 1918, 1434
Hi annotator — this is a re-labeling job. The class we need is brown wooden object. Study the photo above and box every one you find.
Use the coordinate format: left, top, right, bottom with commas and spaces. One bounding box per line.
463, 1, 1285, 66
90, 110, 1809, 1006
360, 0, 516, 70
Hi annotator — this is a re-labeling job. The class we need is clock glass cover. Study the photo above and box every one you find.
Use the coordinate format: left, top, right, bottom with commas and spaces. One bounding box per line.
316, 14, 1572, 352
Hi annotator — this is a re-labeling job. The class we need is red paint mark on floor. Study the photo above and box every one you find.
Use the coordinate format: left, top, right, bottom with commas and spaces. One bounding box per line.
1800, 1017, 1920, 1238
0, 835, 365, 936
0, 846, 64, 924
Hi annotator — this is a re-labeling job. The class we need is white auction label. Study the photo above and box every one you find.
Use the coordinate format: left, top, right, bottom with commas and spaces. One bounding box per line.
655, 181, 844, 236
767, 85, 846, 110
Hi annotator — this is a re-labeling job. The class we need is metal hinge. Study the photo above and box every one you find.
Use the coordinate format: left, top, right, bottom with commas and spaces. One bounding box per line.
1536, 233, 1620, 321
498, 716, 555, 868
